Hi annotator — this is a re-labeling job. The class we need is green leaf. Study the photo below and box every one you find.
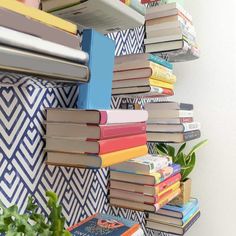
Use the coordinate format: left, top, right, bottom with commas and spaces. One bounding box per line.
181, 152, 196, 180
187, 139, 208, 159
154, 144, 168, 156
177, 143, 186, 155
166, 145, 175, 158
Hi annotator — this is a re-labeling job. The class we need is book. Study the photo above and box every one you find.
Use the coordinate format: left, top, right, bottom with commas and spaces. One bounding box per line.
145, 102, 193, 110
46, 122, 146, 140
0, 8, 80, 49
125, 0, 146, 15
45, 133, 147, 154
147, 117, 193, 124
147, 130, 201, 143
146, 109, 193, 119
109, 181, 180, 204
145, 40, 186, 53
146, 210, 200, 235
50, 0, 145, 34
110, 188, 181, 212
67, 213, 141, 236
0, 0, 77, 34
114, 62, 176, 84
112, 86, 174, 96
110, 164, 181, 185
0, 45, 89, 82
147, 122, 201, 133
148, 204, 199, 226
115, 53, 173, 70
46, 109, 148, 124
159, 198, 198, 218
78, 29, 115, 109
146, 2, 192, 22
113, 78, 174, 90
110, 154, 172, 174
110, 173, 181, 196
46, 145, 148, 168
0, 27, 88, 64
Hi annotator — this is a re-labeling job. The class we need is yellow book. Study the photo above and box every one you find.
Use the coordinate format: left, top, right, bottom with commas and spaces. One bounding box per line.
1, 0, 77, 34
149, 79, 174, 90
150, 62, 176, 84
101, 145, 148, 168
159, 181, 180, 197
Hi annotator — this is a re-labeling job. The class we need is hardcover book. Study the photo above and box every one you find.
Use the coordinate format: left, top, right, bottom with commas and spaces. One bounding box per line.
46, 109, 148, 125
110, 164, 181, 185
68, 213, 141, 236
111, 154, 172, 174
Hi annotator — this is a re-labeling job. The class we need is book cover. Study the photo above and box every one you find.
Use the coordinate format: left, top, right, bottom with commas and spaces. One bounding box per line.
78, 29, 115, 109
68, 213, 140, 236
0, 0, 77, 34
0, 8, 80, 48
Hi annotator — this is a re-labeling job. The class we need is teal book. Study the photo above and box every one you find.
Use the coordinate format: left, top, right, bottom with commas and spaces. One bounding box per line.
148, 54, 173, 70
182, 204, 199, 224
68, 213, 140, 236
78, 29, 115, 109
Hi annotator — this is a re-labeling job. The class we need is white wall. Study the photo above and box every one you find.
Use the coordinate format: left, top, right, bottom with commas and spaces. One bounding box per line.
172, 0, 236, 235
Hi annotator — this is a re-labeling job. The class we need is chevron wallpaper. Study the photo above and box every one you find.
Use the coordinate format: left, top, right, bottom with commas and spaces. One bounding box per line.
0, 2, 176, 236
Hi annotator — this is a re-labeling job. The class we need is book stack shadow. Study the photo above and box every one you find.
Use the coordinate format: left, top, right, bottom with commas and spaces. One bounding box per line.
109, 154, 181, 212
45, 108, 149, 168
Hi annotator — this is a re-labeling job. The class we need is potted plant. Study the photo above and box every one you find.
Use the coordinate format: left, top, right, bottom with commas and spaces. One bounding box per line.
0, 191, 71, 235
155, 139, 207, 205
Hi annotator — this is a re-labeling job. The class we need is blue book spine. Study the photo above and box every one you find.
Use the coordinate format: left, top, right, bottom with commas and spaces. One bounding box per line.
78, 29, 115, 109
182, 205, 199, 225
148, 54, 173, 70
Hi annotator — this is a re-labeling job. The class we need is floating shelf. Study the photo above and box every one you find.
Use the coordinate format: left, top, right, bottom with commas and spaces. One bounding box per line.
50, 0, 145, 34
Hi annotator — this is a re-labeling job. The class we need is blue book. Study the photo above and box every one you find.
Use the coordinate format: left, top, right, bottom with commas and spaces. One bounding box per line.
148, 54, 173, 70
78, 29, 115, 109
182, 204, 199, 224
160, 198, 198, 218
68, 213, 140, 236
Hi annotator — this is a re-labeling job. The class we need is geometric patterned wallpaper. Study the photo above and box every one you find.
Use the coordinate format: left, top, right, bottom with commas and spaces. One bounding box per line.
0, 4, 173, 236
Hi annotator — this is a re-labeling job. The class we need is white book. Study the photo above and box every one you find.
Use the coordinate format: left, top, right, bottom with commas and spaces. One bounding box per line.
0, 27, 88, 64
51, 0, 145, 33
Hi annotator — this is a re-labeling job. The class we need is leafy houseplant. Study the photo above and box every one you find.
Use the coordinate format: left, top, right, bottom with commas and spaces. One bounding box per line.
155, 139, 207, 204
0, 191, 71, 236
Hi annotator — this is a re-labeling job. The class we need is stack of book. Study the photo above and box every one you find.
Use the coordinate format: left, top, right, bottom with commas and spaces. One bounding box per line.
146, 198, 200, 235
113, 53, 176, 97
109, 154, 181, 212
0, 0, 89, 82
68, 213, 144, 236
145, 2, 200, 62
42, 0, 145, 34
45, 108, 149, 168
145, 102, 201, 143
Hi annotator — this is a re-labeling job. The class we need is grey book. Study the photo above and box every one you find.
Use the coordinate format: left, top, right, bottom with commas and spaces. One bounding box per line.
0, 45, 89, 82
0, 7, 80, 49
0, 27, 88, 65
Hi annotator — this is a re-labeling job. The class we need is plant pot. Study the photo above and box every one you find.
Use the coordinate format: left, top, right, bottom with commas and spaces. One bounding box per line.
170, 178, 192, 205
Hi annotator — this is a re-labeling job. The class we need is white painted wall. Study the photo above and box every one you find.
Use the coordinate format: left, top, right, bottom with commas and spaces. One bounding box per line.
172, 0, 236, 235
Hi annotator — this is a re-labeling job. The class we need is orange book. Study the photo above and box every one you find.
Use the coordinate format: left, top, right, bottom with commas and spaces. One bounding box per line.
46, 145, 148, 168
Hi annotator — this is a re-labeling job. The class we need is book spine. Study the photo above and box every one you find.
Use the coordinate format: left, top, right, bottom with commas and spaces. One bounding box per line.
148, 54, 173, 70
182, 122, 200, 132
181, 117, 194, 123
182, 205, 199, 225
100, 123, 147, 139
183, 211, 201, 234
184, 130, 201, 141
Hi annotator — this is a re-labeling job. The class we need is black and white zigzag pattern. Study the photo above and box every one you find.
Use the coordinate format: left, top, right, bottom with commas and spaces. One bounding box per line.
0, 3, 174, 235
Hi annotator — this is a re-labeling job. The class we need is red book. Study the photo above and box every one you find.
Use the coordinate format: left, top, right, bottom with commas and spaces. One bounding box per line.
46, 122, 147, 140
46, 133, 147, 155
